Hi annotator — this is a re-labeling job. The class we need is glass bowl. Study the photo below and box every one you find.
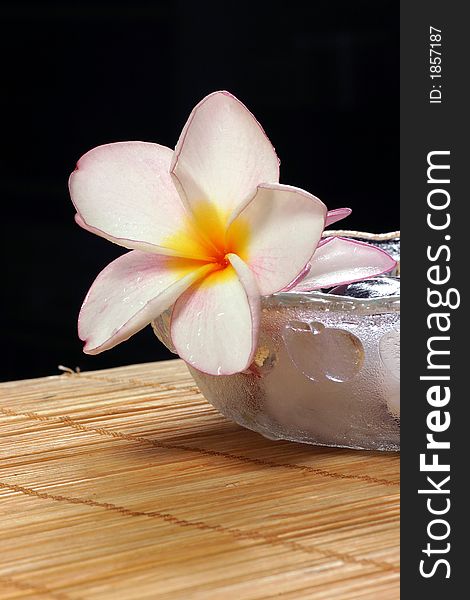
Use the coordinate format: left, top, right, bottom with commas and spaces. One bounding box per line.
153, 231, 400, 451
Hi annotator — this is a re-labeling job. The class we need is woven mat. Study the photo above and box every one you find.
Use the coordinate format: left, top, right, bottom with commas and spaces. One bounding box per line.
0, 359, 399, 599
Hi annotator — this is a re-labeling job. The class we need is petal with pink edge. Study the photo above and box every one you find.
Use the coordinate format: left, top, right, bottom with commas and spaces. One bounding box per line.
171, 91, 279, 223
79, 251, 215, 354
325, 207, 352, 228
228, 183, 327, 296
70, 142, 210, 259
170, 254, 260, 375
291, 237, 397, 292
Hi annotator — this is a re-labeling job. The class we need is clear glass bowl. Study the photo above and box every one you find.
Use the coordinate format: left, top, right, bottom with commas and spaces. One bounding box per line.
153, 232, 400, 451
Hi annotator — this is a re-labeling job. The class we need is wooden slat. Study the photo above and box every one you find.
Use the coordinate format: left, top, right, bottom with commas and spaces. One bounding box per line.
0, 359, 399, 599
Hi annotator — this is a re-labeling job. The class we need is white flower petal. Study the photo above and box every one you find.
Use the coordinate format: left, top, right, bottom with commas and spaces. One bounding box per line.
70, 141, 209, 259
228, 183, 327, 295
171, 91, 279, 223
170, 254, 260, 375
291, 237, 397, 291
79, 250, 215, 354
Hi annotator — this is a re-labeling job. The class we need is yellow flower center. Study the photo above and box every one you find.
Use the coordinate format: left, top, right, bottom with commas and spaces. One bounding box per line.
164, 200, 250, 270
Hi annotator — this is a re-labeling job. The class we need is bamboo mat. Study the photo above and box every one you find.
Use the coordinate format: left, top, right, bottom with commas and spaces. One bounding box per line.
0, 359, 399, 600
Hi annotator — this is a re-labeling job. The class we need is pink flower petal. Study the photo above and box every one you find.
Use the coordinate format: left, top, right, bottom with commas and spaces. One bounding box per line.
291, 237, 397, 292
280, 263, 312, 292
170, 253, 260, 375
228, 183, 327, 296
70, 141, 210, 259
171, 91, 279, 222
325, 207, 352, 227
79, 251, 215, 354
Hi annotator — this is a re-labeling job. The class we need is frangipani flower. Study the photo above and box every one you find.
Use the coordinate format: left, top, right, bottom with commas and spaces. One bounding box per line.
70, 91, 395, 375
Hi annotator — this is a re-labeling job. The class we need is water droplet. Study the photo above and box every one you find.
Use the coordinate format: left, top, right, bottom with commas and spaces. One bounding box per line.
286, 320, 312, 332
309, 321, 325, 335
282, 321, 364, 382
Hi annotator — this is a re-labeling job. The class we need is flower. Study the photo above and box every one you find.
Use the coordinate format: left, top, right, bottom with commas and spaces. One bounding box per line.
288, 236, 396, 292
70, 91, 396, 375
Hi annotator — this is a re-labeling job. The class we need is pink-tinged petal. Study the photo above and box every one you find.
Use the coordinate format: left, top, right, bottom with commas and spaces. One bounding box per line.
171, 91, 279, 222
280, 263, 312, 292
291, 237, 397, 292
79, 251, 215, 354
70, 141, 209, 259
228, 183, 327, 296
325, 207, 352, 227
170, 253, 260, 375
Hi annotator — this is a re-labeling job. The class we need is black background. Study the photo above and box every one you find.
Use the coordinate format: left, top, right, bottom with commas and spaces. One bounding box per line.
2, 1, 399, 381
